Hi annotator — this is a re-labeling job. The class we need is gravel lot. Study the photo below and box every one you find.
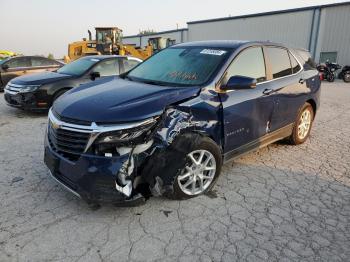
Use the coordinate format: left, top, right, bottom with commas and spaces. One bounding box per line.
0, 82, 349, 262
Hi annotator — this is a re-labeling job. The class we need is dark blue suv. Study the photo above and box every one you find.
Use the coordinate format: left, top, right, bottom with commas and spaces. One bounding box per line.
44, 41, 321, 205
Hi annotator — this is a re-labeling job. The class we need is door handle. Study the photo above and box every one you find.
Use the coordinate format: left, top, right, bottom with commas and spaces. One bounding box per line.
299, 78, 305, 84
263, 88, 274, 95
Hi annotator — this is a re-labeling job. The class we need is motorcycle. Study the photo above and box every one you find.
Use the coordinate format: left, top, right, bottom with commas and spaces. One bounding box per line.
338, 65, 350, 83
317, 60, 342, 82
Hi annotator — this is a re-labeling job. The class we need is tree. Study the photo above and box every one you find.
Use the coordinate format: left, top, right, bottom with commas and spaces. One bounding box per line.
47, 53, 54, 59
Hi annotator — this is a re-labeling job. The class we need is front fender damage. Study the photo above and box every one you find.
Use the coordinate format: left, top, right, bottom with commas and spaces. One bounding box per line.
114, 106, 220, 200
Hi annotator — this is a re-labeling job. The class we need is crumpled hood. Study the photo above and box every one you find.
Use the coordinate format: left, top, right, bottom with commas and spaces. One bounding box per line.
53, 78, 201, 123
11, 71, 72, 85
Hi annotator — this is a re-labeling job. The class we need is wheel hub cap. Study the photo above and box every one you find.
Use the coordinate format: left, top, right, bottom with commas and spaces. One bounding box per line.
298, 109, 312, 140
177, 150, 216, 196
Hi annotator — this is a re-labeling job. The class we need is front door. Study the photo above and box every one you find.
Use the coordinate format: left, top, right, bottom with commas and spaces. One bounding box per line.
219, 46, 275, 153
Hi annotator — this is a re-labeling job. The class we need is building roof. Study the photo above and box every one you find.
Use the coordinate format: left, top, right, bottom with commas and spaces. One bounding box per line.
187, 1, 350, 25
174, 40, 284, 49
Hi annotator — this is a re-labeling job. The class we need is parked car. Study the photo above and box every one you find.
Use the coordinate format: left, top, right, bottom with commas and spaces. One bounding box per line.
0, 55, 63, 91
4, 55, 141, 110
44, 41, 321, 205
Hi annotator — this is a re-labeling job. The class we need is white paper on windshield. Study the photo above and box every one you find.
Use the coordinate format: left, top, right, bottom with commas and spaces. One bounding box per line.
200, 49, 227, 56
90, 59, 100, 62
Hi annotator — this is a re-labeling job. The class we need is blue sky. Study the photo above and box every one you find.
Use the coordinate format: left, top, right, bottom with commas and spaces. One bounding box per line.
0, 0, 346, 57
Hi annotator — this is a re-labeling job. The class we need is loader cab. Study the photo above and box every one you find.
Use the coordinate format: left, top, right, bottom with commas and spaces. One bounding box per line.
148, 37, 175, 53
95, 27, 123, 55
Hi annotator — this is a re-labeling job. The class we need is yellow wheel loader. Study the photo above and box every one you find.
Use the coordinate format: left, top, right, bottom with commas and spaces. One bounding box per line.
65, 27, 175, 63
66, 27, 153, 63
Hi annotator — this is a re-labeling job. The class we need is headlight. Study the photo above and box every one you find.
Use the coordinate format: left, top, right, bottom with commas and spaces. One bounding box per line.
19, 85, 41, 93
95, 118, 158, 145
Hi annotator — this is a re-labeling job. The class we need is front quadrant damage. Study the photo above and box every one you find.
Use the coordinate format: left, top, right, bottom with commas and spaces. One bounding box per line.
115, 106, 221, 200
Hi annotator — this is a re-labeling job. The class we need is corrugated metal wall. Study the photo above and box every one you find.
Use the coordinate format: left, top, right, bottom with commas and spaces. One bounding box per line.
316, 5, 350, 65
123, 36, 140, 46
188, 10, 314, 50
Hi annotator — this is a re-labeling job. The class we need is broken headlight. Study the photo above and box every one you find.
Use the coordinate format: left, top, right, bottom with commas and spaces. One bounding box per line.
95, 118, 158, 145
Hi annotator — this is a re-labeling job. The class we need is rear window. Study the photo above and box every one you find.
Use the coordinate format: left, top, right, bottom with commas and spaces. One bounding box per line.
289, 52, 301, 73
294, 49, 317, 69
266, 47, 293, 79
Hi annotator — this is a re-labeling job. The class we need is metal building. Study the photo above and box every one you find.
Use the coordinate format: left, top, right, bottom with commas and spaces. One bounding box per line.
123, 2, 350, 65
187, 2, 350, 65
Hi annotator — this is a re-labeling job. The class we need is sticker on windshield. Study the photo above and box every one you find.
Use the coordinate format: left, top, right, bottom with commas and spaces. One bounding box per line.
90, 59, 100, 62
200, 49, 227, 56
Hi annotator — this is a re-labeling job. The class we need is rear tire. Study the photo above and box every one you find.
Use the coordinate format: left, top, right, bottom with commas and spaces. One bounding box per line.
343, 72, 350, 83
168, 136, 222, 200
289, 103, 314, 145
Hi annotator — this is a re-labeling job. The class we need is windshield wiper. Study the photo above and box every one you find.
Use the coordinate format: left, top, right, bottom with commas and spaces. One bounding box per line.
140, 80, 170, 86
122, 74, 134, 82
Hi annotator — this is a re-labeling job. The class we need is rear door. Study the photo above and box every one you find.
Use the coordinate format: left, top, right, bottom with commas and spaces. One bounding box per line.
1, 57, 31, 85
219, 46, 275, 153
264, 46, 309, 131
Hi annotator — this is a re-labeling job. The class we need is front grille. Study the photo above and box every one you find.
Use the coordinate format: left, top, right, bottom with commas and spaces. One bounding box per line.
52, 110, 91, 126
48, 122, 90, 161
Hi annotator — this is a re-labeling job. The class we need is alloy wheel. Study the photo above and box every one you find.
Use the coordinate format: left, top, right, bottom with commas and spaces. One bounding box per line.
177, 150, 217, 196
297, 108, 312, 140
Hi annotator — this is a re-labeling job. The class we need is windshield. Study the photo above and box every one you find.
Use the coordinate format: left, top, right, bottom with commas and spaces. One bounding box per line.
127, 47, 232, 86
57, 57, 99, 76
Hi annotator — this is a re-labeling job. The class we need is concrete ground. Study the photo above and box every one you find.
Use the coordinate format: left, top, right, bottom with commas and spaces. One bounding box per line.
0, 82, 349, 262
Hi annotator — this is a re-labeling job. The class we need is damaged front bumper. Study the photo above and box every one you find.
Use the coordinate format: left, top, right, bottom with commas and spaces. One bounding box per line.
4, 90, 49, 110
44, 136, 146, 205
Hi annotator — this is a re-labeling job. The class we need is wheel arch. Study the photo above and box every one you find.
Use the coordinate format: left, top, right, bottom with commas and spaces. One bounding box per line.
52, 87, 71, 102
306, 99, 317, 116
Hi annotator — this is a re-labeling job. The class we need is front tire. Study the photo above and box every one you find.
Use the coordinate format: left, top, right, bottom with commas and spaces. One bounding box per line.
169, 136, 222, 200
289, 103, 314, 145
327, 73, 335, 82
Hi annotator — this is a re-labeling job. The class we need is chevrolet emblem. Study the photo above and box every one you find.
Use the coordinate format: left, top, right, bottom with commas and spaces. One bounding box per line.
50, 120, 60, 130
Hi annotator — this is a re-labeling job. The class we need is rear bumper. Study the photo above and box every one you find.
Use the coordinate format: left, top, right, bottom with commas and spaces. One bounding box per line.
44, 134, 145, 205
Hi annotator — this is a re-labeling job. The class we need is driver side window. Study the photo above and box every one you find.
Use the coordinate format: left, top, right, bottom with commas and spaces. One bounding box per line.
92, 59, 119, 76
225, 47, 266, 83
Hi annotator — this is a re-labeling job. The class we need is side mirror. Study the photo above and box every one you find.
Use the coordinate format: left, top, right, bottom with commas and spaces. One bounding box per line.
1, 64, 9, 70
221, 75, 257, 91
90, 71, 100, 80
